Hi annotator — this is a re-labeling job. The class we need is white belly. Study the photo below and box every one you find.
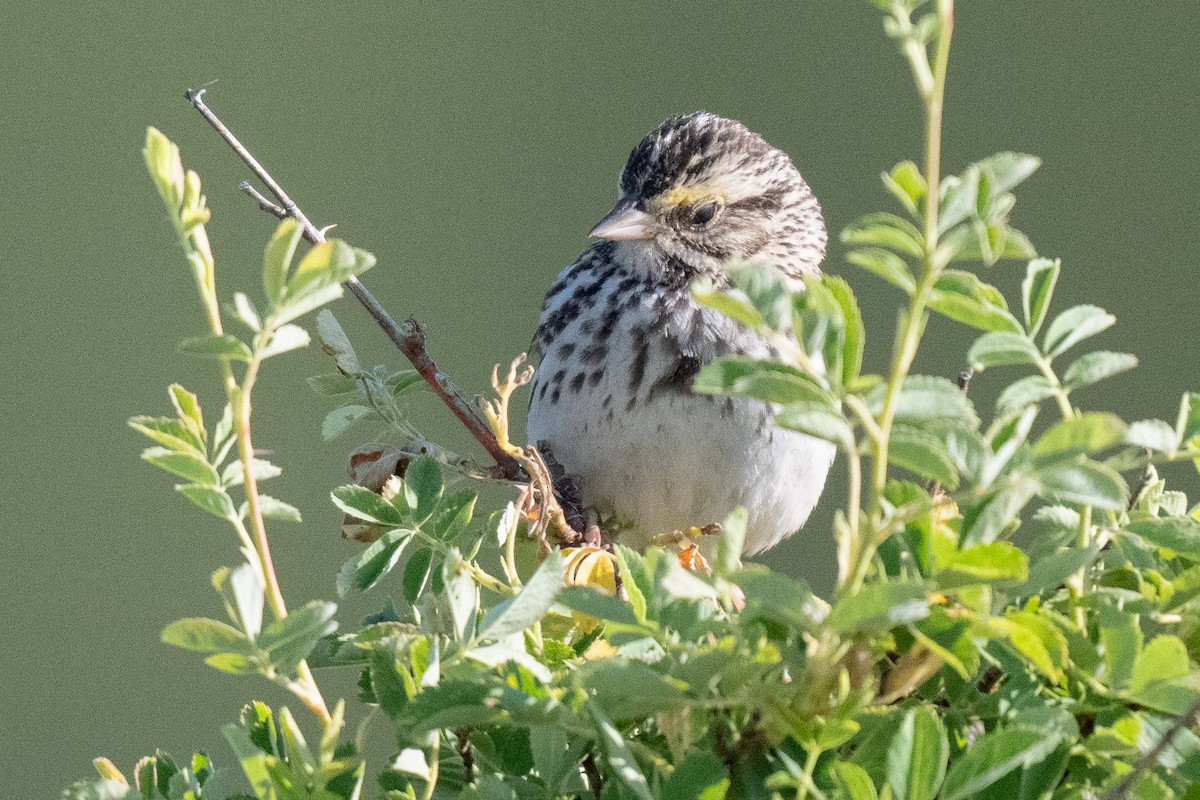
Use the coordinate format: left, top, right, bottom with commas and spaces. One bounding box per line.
527, 282, 834, 555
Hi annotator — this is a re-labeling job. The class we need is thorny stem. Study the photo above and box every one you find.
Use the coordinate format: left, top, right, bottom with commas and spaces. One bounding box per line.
844, 0, 954, 597
184, 88, 523, 482
235, 333, 330, 722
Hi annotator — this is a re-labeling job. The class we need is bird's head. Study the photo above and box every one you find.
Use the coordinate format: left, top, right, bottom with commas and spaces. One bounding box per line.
589, 111, 826, 282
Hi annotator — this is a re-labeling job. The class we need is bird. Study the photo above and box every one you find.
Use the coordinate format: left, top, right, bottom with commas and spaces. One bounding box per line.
526, 111, 834, 556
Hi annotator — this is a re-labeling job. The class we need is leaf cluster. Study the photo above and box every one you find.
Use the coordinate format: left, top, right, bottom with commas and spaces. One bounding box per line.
67, 8, 1200, 800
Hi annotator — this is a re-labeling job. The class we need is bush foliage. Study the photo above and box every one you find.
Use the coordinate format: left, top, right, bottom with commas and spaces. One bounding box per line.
66, 2, 1200, 799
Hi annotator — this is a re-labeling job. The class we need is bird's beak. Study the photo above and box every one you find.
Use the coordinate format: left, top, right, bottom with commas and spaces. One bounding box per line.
589, 199, 653, 241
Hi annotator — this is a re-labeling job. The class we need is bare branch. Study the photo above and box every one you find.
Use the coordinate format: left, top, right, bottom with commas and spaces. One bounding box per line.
240, 181, 287, 220
183, 88, 523, 481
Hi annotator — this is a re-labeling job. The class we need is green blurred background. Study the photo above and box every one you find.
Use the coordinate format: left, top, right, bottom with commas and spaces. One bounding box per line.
3, 1, 1197, 794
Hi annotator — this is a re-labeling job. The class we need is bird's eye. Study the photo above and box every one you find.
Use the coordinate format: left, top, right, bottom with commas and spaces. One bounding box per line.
690, 201, 720, 227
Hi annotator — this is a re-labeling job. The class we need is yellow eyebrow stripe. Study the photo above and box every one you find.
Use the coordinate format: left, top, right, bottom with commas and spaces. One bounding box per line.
651, 185, 726, 211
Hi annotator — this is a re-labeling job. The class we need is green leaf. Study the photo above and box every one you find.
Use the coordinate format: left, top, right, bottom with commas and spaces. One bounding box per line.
258, 601, 338, 674
968, 331, 1040, 369
827, 762, 878, 800
221, 458, 282, 488
1127, 419, 1180, 454
162, 617, 250, 654
943, 223, 1036, 264
269, 283, 346, 328
692, 280, 763, 328
404, 456, 443, 519
842, 212, 925, 258
218, 564, 265, 639
479, 551, 565, 641
1035, 458, 1128, 510
444, 554, 479, 641
141, 447, 219, 485
426, 490, 476, 541
775, 402, 855, 450
978, 152, 1042, 196
1126, 515, 1200, 555
314, 309, 363, 377
825, 276, 865, 386
1043, 304, 1115, 358
1062, 351, 1137, 391
663, 753, 729, 800
1131, 635, 1192, 691
590, 704, 653, 800
402, 548, 435, 604
330, 484, 407, 526
338, 529, 414, 595
867, 375, 978, 428
1178, 392, 1200, 442
936, 542, 1028, 587
144, 127, 185, 211
177, 334, 253, 362
307, 373, 359, 397
694, 357, 832, 405
714, 507, 747, 578
941, 727, 1061, 800
846, 247, 916, 293
961, 480, 1039, 545
231, 291, 262, 331
938, 171, 980, 233
257, 323, 310, 359
882, 160, 926, 217
558, 586, 641, 627
288, 239, 375, 298
168, 384, 205, 445
321, 404, 373, 441
888, 424, 959, 488
176, 484, 237, 519
1033, 412, 1126, 459
578, 660, 688, 721
1098, 604, 1143, 690
928, 270, 1020, 333
1021, 257, 1060, 336
613, 546, 648, 625
996, 375, 1055, 414
994, 611, 1068, 682
1013, 545, 1100, 597
829, 582, 929, 633
263, 219, 303, 304
734, 568, 818, 631
729, 262, 793, 330
128, 416, 204, 456
661, 559, 718, 600
256, 495, 302, 523
884, 707, 948, 800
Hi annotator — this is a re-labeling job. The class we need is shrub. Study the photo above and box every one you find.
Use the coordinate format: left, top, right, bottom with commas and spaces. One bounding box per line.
65, 2, 1200, 799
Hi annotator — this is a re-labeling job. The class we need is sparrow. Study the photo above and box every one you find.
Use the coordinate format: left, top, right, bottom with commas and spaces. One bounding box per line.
527, 111, 834, 555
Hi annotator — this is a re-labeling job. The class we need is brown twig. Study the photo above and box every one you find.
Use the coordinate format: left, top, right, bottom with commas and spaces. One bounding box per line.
241, 181, 288, 219
1127, 448, 1156, 512
456, 728, 474, 784
183, 88, 523, 481
1100, 694, 1200, 800
581, 752, 603, 800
